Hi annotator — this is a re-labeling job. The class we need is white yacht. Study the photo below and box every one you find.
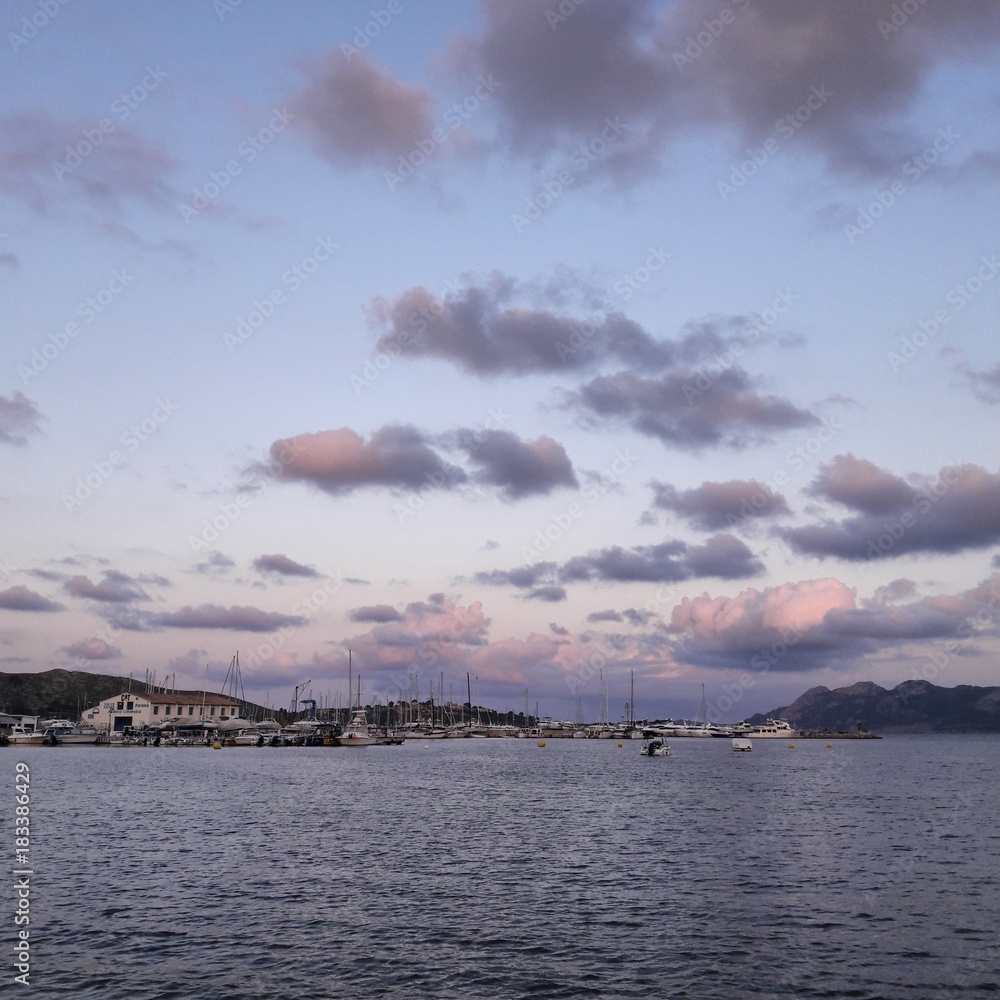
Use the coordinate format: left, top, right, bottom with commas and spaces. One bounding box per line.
336, 710, 375, 746
40, 719, 102, 745
742, 718, 796, 739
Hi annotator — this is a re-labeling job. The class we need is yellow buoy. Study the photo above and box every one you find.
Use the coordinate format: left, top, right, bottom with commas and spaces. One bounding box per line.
537, 740, 546, 747
826, 743, 832, 748
788, 742, 795, 749
212, 742, 222, 750
617, 741, 623, 747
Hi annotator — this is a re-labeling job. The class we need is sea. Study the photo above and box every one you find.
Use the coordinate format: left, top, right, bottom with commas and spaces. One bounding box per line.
7, 734, 999, 999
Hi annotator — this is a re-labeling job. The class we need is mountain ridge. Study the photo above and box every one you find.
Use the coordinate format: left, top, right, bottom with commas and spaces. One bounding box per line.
751, 678, 1000, 733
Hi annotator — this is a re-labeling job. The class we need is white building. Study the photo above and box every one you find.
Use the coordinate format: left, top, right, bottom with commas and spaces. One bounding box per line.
84, 690, 243, 733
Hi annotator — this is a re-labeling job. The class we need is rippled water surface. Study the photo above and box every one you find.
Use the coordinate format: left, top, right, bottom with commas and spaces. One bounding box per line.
9, 735, 1000, 998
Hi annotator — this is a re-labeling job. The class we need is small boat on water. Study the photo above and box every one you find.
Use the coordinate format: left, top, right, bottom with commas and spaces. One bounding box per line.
731, 737, 753, 752
41, 719, 102, 745
336, 710, 375, 747
640, 738, 670, 757
7, 724, 45, 746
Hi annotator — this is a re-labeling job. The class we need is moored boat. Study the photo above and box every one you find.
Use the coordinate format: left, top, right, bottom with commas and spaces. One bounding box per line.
40, 719, 102, 745
731, 737, 753, 752
336, 710, 375, 746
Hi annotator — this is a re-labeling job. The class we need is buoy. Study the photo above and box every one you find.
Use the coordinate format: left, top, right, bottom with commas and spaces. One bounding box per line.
537, 740, 546, 747
788, 743, 795, 749
212, 742, 222, 750
617, 741, 623, 747
826, 743, 832, 748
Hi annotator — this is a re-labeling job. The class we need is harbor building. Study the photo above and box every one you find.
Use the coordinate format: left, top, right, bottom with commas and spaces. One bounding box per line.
83, 690, 243, 733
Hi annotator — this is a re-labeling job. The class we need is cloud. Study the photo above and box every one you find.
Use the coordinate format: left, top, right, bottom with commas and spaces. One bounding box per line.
252, 553, 320, 578
587, 609, 623, 623
0, 392, 43, 446
568, 367, 818, 449
63, 571, 150, 604
149, 604, 308, 632
369, 275, 682, 376
61, 638, 122, 660
349, 604, 404, 623
669, 574, 1000, 672
264, 425, 465, 495
458, 0, 1000, 181
776, 456, 1000, 560
291, 53, 436, 166
194, 551, 236, 574
525, 585, 567, 602
456, 429, 577, 498
479, 533, 762, 591
959, 360, 1000, 404
0, 585, 64, 612
0, 111, 180, 216
651, 478, 792, 531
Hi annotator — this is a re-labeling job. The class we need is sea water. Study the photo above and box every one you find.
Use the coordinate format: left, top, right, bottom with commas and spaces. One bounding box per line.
9, 735, 999, 998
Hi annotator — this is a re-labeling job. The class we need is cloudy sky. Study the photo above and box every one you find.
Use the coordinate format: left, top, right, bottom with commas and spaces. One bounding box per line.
2, 0, 999, 723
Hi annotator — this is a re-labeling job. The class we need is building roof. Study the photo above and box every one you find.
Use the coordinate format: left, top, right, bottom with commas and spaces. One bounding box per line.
104, 690, 242, 708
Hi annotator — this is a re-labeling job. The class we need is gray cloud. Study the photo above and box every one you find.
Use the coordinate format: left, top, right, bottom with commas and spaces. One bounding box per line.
459, 0, 1000, 181
669, 574, 1000, 673
569, 367, 818, 449
349, 604, 404, 623
0, 111, 180, 216
63, 571, 150, 604
61, 638, 122, 660
456, 429, 577, 499
252, 553, 320, 578
651, 478, 792, 531
0, 392, 43, 446
0, 585, 63, 612
479, 532, 762, 590
291, 53, 436, 166
150, 604, 308, 632
777, 456, 1000, 560
264, 425, 466, 496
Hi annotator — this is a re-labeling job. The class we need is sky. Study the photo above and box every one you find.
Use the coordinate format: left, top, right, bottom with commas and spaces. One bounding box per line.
2, 0, 999, 724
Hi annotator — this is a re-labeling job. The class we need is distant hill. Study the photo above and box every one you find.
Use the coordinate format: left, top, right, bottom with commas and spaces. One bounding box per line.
0, 668, 132, 718
753, 679, 1000, 733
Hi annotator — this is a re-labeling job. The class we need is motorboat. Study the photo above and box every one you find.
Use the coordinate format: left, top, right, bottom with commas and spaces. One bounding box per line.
336, 710, 375, 746
640, 738, 670, 757
7, 724, 45, 746
731, 737, 753, 752
742, 718, 796, 739
40, 719, 102, 745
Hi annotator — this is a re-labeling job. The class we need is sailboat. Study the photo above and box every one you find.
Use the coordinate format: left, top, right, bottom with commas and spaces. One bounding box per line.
336, 652, 375, 746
